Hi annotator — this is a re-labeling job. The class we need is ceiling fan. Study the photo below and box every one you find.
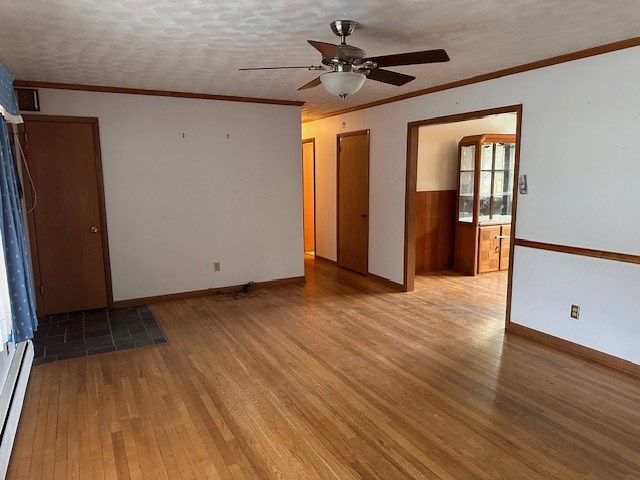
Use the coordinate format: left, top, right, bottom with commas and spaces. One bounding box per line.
239, 20, 450, 99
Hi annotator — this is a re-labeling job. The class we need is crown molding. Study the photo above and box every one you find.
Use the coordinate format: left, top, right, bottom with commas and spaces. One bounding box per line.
304, 36, 640, 123
12, 80, 305, 107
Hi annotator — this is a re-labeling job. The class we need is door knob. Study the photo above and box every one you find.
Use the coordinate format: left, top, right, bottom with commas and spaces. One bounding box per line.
90, 226, 99, 233
360, 213, 368, 218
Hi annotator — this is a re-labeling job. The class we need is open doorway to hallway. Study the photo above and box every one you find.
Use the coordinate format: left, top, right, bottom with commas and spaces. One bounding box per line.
405, 106, 522, 327
302, 138, 316, 257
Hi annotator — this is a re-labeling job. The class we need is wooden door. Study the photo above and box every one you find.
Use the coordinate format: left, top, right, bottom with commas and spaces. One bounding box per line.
22, 116, 111, 315
302, 140, 315, 253
477, 225, 501, 273
337, 131, 369, 274
499, 224, 511, 271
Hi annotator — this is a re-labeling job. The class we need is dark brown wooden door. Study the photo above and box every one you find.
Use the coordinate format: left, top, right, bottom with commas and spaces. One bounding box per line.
337, 131, 369, 274
23, 117, 110, 315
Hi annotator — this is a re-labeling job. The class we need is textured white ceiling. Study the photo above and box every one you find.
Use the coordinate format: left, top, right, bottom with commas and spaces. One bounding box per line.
0, 1, 638, 121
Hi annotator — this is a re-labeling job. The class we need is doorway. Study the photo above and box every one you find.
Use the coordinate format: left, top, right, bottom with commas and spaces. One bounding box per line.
337, 130, 370, 274
19, 115, 112, 315
302, 139, 316, 256
404, 106, 522, 327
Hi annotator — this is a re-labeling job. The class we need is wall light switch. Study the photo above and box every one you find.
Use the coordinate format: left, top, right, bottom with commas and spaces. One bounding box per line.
213, 261, 221, 272
518, 174, 529, 195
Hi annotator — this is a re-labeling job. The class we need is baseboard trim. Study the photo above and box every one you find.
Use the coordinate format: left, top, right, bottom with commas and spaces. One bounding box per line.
367, 272, 406, 292
313, 256, 404, 291
0, 341, 33, 478
113, 276, 306, 308
252, 276, 306, 289
507, 323, 640, 378
314, 255, 337, 266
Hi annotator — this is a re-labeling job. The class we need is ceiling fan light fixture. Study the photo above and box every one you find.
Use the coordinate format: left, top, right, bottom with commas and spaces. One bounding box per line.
320, 71, 366, 97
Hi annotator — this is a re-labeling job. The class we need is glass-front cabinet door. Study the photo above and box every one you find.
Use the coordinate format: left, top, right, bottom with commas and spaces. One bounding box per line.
490, 142, 515, 223
457, 136, 516, 226
458, 145, 475, 222
478, 142, 494, 223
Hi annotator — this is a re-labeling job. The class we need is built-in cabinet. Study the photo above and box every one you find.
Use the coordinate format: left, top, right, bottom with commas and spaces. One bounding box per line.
454, 134, 516, 275
477, 224, 511, 273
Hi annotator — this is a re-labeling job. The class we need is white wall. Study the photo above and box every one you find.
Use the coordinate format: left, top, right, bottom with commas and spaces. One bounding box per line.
417, 114, 516, 191
33, 89, 303, 301
302, 46, 640, 364
511, 247, 640, 364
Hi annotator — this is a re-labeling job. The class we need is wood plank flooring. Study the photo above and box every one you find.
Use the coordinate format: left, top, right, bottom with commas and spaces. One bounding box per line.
7, 258, 640, 479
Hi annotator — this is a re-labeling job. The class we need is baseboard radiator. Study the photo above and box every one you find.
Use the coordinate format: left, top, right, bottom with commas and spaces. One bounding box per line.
0, 341, 33, 477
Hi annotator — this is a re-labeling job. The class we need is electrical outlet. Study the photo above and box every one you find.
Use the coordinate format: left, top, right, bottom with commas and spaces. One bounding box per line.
213, 261, 220, 272
570, 304, 580, 319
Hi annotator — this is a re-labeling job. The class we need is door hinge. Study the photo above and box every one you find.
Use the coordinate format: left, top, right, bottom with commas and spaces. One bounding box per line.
40, 285, 44, 295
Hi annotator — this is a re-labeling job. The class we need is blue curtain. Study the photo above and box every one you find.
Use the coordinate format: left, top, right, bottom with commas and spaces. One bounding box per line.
0, 115, 38, 342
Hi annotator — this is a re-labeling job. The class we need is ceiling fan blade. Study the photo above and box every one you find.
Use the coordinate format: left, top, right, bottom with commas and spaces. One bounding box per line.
365, 49, 450, 68
308, 40, 346, 60
298, 76, 322, 91
239, 65, 324, 71
367, 68, 415, 86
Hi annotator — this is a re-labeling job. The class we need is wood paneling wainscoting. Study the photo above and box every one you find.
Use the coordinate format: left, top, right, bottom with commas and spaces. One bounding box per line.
415, 190, 456, 274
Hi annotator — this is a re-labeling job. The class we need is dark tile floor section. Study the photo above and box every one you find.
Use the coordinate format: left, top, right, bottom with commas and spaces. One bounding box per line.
32, 305, 168, 365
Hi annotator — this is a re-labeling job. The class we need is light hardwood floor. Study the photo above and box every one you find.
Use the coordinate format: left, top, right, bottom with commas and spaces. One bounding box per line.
7, 258, 640, 479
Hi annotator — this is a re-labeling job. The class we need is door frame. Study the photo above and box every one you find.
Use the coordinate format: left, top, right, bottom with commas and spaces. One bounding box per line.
336, 129, 370, 273
302, 137, 316, 257
20, 114, 114, 313
403, 105, 523, 329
